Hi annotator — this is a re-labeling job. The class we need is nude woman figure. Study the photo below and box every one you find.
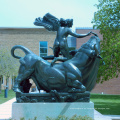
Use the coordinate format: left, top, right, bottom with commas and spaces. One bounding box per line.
34, 13, 92, 59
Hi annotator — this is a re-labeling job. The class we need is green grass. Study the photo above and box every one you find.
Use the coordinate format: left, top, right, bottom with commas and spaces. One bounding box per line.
90, 93, 120, 115
0, 90, 15, 104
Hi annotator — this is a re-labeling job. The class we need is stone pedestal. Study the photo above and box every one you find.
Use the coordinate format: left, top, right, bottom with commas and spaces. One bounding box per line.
12, 102, 94, 120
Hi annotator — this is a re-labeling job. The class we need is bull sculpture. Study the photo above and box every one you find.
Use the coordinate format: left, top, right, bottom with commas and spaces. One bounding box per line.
11, 13, 101, 102
11, 36, 101, 97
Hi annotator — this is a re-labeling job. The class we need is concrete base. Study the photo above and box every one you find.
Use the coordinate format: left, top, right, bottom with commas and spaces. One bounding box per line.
12, 102, 94, 120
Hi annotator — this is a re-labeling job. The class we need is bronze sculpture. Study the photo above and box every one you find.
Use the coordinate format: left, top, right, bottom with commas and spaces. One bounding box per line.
11, 13, 101, 102
34, 13, 94, 59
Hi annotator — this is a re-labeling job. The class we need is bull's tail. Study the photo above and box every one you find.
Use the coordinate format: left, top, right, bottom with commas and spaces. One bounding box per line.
11, 45, 33, 59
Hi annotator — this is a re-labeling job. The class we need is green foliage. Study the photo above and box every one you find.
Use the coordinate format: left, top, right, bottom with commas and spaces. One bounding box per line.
92, 0, 120, 82
20, 117, 37, 120
20, 118, 25, 120
9, 117, 37, 120
69, 115, 93, 120
0, 47, 20, 78
46, 115, 68, 120
46, 115, 93, 120
9, 116, 93, 120
92, 0, 119, 30
33, 117, 37, 120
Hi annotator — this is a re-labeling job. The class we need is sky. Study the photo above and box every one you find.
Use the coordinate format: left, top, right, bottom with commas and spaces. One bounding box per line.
0, 0, 99, 30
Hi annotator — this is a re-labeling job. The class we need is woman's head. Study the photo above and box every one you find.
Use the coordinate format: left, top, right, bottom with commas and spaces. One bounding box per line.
60, 18, 73, 27
66, 19, 73, 27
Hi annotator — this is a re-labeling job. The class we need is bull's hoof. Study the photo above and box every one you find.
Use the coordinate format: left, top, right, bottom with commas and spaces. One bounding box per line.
13, 87, 21, 93
80, 84, 86, 92
68, 85, 86, 93
68, 88, 76, 93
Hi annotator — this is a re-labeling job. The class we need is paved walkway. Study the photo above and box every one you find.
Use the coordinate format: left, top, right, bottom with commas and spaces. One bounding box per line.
0, 98, 16, 120
0, 98, 120, 120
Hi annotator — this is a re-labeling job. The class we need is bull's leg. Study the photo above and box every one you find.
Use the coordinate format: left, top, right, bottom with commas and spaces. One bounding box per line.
68, 80, 86, 93
13, 76, 23, 93
13, 69, 34, 93
66, 72, 86, 93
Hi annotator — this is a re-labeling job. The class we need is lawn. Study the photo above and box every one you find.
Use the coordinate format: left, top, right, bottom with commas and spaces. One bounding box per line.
0, 90, 15, 104
90, 93, 120, 115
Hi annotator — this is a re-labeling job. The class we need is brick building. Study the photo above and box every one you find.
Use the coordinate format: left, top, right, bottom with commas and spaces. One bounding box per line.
0, 28, 56, 56
0, 27, 120, 94
0, 27, 56, 90
75, 27, 103, 49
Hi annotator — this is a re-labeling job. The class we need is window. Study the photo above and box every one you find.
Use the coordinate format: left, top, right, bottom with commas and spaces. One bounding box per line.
39, 41, 48, 57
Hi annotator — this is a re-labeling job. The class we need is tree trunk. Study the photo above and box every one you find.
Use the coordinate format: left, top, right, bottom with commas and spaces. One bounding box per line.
6, 76, 9, 90
11, 76, 15, 89
7, 78, 9, 90
0, 79, 1, 94
0, 75, 2, 94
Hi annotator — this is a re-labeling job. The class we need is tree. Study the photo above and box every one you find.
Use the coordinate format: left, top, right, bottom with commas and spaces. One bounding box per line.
0, 47, 20, 93
92, 0, 120, 83
0, 75, 2, 93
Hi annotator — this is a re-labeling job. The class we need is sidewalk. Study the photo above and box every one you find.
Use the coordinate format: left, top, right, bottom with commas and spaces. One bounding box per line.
0, 98, 120, 120
94, 110, 113, 120
0, 98, 16, 120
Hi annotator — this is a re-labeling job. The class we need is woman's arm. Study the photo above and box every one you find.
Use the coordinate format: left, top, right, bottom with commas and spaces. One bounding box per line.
51, 57, 68, 67
68, 28, 92, 38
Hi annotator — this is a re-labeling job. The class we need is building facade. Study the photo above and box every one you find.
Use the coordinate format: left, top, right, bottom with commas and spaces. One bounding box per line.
0, 27, 120, 94
0, 28, 56, 90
